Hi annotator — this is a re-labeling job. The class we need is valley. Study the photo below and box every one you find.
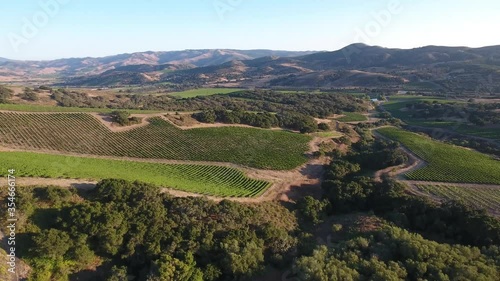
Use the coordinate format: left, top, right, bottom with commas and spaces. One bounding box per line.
1, 43, 500, 281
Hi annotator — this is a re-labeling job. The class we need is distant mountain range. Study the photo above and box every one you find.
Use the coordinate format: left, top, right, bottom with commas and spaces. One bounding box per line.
2, 44, 500, 93
157, 44, 500, 92
0, 49, 316, 82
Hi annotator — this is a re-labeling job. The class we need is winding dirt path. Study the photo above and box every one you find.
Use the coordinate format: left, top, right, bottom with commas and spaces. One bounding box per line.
372, 129, 500, 216
372, 130, 427, 182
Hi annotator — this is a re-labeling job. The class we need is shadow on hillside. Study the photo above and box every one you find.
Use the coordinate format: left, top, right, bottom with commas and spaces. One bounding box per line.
95, 113, 114, 123
69, 262, 114, 281
298, 162, 326, 179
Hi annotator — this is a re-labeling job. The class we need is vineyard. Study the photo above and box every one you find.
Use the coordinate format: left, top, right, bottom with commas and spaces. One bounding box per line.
414, 184, 500, 215
0, 103, 161, 113
0, 151, 271, 197
0, 112, 310, 170
377, 127, 500, 184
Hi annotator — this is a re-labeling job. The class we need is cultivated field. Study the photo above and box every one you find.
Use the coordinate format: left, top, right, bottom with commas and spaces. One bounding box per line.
336, 112, 368, 122
0, 112, 311, 170
377, 127, 500, 184
168, 88, 243, 98
0, 103, 161, 114
0, 151, 270, 197
414, 184, 500, 215
456, 124, 500, 140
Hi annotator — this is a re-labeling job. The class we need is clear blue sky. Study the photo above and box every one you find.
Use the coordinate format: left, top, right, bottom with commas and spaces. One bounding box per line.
1, 0, 499, 60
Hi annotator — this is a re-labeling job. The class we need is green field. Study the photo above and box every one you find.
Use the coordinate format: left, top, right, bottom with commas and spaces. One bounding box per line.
0, 152, 270, 197
0, 112, 310, 170
383, 95, 460, 122
377, 127, 500, 184
415, 184, 500, 214
0, 103, 161, 114
169, 88, 243, 98
337, 112, 368, 122
312, 131, 343, 138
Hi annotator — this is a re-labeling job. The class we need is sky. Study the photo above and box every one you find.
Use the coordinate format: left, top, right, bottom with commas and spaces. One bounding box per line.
1, 0, 500, 60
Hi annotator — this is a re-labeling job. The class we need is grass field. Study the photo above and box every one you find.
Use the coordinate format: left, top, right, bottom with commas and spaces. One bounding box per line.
377, 127, 500, 184
337, 112, 368, 122
0, 112, 311, 170
168, 88, 243, 98
415, 184, 500, 213
312, 131, 343, 138
0, 103, 161, 114
0, 152, 270, 197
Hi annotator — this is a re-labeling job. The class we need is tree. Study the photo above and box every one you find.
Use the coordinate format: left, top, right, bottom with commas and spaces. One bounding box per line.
192, 110, 216, 124
318, 122, 330, 131
21, 87, 39, 101
106, 266, 129, 281
0, 85, 13, 103
111, 111, 132, 126
150, 253, 203, 281
297, 196, 331, 225
221, 237, 265, 278
31, 229, 73, 259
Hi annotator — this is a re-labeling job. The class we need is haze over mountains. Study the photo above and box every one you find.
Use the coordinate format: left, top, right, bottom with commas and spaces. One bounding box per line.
0, 49, 316, 81
2, 44, 500, 93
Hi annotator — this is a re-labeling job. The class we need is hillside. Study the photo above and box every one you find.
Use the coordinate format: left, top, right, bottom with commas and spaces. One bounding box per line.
3, 44, 500, 93
160, 44, 500, 92
0, 49, 315, 82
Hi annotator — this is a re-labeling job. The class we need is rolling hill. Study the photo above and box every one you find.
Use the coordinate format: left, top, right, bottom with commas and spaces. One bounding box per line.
3, 44, 500, 93
0, 49, 316, 82
158, 44, 500, 92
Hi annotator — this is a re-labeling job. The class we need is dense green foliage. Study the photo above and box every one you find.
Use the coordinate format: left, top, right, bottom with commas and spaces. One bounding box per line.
322, 138, 407, 213
193, 109, 319, 133
400, 99, 500, 127
110, 110, 141, 126
45, 89, 368, 118
193, 110, 279, 128
383, 96, 463, 122
322, 133, 500, 247
6, 179, 500, 281
293, 226, 500, 281
377, 127, 500, 184
168, 88, 242, 98
0, 112, 311, 170
0, 85, 13, 103
8, 181, 298, 280
415, 184, 500, 215
383, 95, 500, 140
0, 151, 270, 197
